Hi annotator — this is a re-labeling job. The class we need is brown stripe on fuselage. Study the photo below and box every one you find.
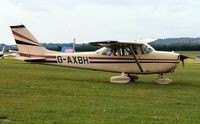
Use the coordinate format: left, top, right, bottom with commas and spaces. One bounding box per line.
16, 40, 41, 46
19, 53, 56, 59
12, 30, 41, 46
89, 57, 179, 61
90, 61, 179, 64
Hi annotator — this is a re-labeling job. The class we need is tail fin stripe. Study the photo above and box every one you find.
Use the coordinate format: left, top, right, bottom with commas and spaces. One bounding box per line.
16, 40, 41, 46
10, 25, 25, 28
10, 25, 54, 58
12, 30, 41, 45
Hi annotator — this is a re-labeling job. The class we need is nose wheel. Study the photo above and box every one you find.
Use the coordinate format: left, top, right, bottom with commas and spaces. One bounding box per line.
154, 74, 173, 85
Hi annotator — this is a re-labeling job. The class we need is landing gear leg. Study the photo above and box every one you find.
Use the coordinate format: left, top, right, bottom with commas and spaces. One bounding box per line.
128, 74, 139, 82
154, 73, 173, 85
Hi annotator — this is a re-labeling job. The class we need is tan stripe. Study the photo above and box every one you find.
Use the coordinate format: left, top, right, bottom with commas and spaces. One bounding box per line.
12, 30, 41, 46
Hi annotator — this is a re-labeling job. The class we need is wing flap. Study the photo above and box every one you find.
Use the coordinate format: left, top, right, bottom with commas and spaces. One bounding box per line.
90, 40, 143, 47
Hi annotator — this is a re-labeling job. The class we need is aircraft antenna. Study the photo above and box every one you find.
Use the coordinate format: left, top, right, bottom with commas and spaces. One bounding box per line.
73, 38, 76, 52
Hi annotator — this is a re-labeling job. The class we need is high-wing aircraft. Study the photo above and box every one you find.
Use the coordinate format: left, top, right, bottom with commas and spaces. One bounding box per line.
10, 25, 188, 84
0, 46, 5, 59
0, 46, 18, 58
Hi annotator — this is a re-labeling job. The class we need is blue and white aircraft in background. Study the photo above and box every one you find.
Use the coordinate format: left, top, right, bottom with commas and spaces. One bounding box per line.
195, 56, 200, 63
0, 46, 5, 59
0, 46, 18, 59
61, 38, 76, 53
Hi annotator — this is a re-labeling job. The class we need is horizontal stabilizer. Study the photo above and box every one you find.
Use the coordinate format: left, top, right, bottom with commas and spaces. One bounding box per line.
8, 50, 18, 53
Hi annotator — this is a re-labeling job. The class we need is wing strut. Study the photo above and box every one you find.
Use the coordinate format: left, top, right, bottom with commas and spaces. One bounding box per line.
129, 45, 144, 72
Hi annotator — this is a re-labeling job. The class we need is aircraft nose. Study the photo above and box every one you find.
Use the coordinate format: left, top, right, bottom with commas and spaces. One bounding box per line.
178, 54, 189, 67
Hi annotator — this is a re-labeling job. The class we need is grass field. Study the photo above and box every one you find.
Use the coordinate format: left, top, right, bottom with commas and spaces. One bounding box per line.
0, 51, 200, 123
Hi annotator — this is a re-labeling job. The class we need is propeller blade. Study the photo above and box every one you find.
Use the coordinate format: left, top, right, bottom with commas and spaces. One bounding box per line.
182, 59, 185, 67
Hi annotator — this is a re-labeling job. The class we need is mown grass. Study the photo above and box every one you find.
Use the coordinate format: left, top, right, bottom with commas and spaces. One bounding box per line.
0, 52, 200, 123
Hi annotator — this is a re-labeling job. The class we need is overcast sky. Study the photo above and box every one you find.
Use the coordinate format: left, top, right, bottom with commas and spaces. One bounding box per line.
1, 0, 200, 45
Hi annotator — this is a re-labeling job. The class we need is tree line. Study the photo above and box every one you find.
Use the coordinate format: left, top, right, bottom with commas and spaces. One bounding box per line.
1, 43, 200, 52
151, 44, 200, 51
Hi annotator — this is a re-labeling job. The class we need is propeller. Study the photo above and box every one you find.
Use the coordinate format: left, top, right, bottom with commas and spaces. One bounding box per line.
179, 54, 189, 67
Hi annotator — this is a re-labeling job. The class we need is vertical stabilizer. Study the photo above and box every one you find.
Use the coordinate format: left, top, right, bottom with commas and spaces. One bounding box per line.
10, 25, 48, 57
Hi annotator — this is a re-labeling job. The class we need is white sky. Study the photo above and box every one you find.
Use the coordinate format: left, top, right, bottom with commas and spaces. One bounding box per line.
1, 0, 200, 45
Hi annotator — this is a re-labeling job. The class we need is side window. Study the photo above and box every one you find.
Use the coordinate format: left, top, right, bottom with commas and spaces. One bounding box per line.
131, 46, 143, 55
123, 48, 132, 56
102, 45, 151, 56
102, 48, 120, 56
110, 47, 141, 56
118, 47, 132, 56
102, 48, 112, 56
117, 47, 139, 56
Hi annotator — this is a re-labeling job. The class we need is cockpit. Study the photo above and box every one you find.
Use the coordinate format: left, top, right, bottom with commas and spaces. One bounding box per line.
96, 43, 155, 56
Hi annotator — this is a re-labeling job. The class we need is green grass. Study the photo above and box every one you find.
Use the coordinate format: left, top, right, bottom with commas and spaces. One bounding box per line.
177, 51, 200, 57
0, 52, 200, 123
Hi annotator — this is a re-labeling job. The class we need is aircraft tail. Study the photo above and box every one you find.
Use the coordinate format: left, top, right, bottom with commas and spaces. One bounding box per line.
10, 25, 48, 58
1, 46, 5, 53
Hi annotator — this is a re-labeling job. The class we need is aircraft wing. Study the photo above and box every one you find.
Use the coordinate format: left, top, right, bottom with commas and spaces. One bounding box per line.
8, 50, 19, 53
89, 40, 143, 47
3, 53, 18, 57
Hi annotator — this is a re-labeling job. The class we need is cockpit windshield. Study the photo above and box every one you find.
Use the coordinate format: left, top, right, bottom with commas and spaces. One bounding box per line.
141, 43, 155, 54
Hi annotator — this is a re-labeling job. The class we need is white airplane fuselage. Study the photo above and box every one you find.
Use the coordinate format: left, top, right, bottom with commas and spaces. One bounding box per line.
22, 50, 180, 74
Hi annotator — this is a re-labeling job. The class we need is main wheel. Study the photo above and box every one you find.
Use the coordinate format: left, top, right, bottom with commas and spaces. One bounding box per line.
154, 74, 173, 85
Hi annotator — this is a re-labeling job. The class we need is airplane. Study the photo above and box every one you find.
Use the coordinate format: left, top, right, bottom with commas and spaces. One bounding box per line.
0, 46, 5, 59
0, 46, 19, 59
195, 55, 200, 63
10, 25, 188, 84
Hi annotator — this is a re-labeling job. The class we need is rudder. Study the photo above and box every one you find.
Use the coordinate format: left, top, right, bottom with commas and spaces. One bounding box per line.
10, 25, 47, 57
